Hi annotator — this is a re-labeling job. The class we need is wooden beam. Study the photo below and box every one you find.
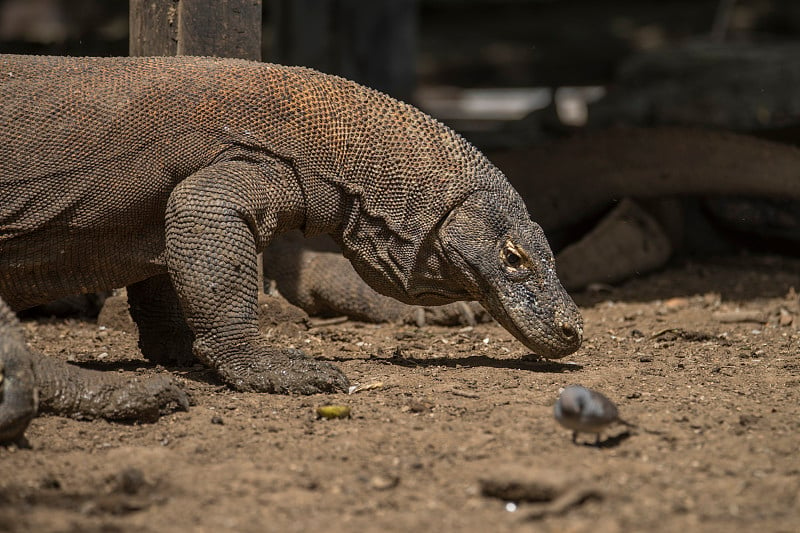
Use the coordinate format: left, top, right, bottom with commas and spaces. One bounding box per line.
178, 0, 261, 60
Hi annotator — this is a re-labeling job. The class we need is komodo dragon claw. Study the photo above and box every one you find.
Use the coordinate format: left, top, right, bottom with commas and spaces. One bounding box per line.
204, 344, 350, 394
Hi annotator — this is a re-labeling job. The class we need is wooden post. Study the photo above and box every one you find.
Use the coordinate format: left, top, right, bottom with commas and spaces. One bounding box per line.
129, 0, 179, 56
130, 0, 262, 60
129, 0, 266, 292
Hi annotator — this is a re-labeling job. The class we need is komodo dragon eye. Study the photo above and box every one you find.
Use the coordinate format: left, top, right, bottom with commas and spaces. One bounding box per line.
504, 249, 521, 267
500, 239, 532, 272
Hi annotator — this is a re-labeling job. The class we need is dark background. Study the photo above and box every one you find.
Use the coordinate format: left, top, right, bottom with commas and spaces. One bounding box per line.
1, 1, 798, 96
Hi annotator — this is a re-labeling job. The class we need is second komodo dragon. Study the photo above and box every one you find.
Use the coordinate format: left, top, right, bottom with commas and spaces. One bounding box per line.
0, 54, 582, 440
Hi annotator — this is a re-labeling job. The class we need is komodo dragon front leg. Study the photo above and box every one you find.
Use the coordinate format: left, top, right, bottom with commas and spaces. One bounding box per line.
159, 160, 349, 393
0, 296, 188, 444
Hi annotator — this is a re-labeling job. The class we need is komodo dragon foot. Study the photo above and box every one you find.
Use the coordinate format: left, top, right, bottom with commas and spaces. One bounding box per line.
32, 357, 190, 423
0, 297, 188, 444
195, 340, 348, 394
125, 288, 348, 395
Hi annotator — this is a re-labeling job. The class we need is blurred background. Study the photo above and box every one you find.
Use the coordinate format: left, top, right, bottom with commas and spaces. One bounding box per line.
1, 0, 799, 149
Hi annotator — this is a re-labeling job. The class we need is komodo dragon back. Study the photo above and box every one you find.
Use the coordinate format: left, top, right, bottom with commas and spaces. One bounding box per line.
1, 54, 581, 399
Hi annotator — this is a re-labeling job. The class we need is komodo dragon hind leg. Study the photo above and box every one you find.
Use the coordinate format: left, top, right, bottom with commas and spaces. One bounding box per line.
164, 161, 349, 394
0, 296, 188, 444
128, 274, 195, 365
265, 231, 489, 326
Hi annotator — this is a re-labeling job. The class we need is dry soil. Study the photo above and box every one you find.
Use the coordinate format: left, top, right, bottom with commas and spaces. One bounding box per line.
1, 254, 799, 532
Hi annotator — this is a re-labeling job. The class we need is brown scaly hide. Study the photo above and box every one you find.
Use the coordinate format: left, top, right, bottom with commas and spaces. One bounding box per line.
2, 55, 502, 306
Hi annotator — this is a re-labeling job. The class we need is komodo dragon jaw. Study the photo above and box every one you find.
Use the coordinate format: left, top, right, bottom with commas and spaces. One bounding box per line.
439, 191, 583, 358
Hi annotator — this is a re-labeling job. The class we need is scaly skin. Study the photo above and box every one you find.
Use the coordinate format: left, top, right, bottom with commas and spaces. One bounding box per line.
0, 55, 582, 432
265, 231, 488, 326
0, 298, 36, 443
0, 296, 188, 444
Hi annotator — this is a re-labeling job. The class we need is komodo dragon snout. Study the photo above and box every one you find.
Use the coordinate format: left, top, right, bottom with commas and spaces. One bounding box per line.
438, 191, 583, 358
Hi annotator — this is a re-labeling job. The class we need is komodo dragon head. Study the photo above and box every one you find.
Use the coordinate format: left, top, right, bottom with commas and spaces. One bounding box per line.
432, 189, 583, 359
304, 68, 582, 358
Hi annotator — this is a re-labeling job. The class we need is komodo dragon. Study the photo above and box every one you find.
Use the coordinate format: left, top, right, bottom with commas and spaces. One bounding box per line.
0, 54, 582, 441
258, 127, 800, 322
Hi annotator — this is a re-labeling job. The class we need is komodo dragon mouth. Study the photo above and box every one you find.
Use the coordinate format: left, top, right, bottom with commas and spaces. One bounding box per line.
488, 294, 583, 359
480, 239, 583, 359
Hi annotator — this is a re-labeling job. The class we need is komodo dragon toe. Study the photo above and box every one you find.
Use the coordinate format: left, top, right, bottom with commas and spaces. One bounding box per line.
199, 342, 350, 394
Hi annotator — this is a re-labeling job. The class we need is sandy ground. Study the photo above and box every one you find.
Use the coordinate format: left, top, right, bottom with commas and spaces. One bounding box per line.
1, 254, 799, 533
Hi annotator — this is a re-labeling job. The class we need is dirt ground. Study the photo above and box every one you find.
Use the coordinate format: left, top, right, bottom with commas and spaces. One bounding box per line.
1, 254, 798, 533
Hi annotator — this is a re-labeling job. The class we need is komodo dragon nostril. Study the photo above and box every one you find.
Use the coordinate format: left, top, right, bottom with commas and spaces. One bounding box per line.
560, 323, 578, 340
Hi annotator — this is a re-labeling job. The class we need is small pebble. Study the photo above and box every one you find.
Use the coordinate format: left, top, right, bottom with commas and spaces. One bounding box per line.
316, 405, 351, 419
